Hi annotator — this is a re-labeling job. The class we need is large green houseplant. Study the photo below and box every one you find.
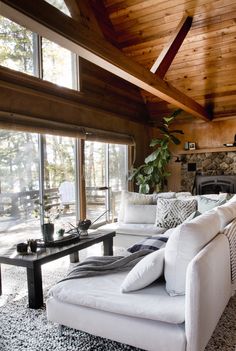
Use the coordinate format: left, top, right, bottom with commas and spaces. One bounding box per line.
130, 110, 183, 194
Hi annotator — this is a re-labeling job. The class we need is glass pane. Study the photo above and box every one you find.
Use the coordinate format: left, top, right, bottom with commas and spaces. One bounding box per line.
109, 144, 128, 220
44, 135, 76, 234
0, 15, 34, 75
42, 38, 74, 89
0, 131, 40, 239
84, 141, 107, 224
44, 0, 71, 17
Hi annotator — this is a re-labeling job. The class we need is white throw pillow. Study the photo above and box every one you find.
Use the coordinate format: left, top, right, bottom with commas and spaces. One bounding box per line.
121, 249, 165, 293
118, 191, 155, 223
164, 210, 221, 296
215, 201, 236, 231
155, 198, 197, 228
123, 204, 157, 224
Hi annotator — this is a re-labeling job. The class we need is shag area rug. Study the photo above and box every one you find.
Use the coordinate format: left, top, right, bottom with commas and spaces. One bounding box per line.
0, 258, 235, 351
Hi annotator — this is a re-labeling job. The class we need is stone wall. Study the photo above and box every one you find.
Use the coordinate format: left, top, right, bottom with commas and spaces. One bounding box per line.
180, 151, 236, 192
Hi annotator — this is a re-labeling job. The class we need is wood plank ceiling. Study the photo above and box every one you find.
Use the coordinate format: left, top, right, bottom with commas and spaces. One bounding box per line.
102, 0, 236, 124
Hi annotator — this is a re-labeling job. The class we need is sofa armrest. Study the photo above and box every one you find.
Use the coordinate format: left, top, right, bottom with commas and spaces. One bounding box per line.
185, 234, 231, 351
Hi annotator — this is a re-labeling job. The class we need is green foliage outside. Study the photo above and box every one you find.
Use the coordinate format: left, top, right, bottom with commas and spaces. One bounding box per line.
130, 110, 183, 194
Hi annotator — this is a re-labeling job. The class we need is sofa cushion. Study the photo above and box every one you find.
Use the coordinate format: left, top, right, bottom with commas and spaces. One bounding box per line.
155, 198, 197, 229
118, 191, 155, 223
99, 222, 166, 237
49, 271, 185, 324
197, 195, 226, 213
121, 249, 165, 293
123, 204, 156, 224
176, 192, 192, 199
215, 201, 236, 231
164, 210, 221, 296
127, 235, 168, 253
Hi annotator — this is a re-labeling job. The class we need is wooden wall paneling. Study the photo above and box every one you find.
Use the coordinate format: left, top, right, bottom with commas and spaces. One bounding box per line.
1, 0, 211, 121
80, 58, 147, 104
0, 66, 146, 123
134, 30, 236, 66
137, 34, 236, 67
108, 0, 235, 32
116, 16, 236, 48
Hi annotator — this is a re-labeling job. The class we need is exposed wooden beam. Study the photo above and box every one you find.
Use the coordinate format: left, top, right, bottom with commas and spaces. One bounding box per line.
74, 0, 104, 36
0, 0, 211, 122
150, 15, 193, 78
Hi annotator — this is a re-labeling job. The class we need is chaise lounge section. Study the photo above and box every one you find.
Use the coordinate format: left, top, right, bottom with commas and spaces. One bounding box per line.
46, 193, 236, 351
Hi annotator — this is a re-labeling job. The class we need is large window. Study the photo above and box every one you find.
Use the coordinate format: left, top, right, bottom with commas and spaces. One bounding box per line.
0, 16, 35, 75
42, 38, 75, 89
44, 135, 76, 229
85, 141, 128, 224
0, 131, 40, 234
0, 15, 79, 90
0, 131, 128, 237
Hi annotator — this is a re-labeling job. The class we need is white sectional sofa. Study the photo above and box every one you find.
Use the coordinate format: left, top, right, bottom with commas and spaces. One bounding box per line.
46, 192, 236, 351
100, 190, 226, 247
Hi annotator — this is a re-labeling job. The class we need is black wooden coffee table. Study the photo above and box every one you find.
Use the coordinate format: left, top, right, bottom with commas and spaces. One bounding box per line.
0, 230, 115, 309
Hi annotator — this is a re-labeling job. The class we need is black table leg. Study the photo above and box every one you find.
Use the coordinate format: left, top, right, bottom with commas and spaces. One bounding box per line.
103, 237, 113, 256
0, 264, 2, 295
26, 264, 43, 309
70, 252, 79, 263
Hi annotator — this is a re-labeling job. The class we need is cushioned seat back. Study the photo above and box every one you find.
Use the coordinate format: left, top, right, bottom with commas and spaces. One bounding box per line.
164, 210, 221, 296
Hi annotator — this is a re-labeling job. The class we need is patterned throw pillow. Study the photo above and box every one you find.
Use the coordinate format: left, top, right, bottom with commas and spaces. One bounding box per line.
155, 198, 197, 229
127, 235, 168, 253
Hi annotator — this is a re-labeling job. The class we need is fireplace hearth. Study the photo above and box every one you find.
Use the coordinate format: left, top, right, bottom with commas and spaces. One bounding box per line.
196, 175, 236, 195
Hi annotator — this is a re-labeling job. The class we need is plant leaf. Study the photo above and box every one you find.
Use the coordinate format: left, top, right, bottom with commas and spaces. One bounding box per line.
145, 149, 160, 163
163, 116, 174, 124
149, 138, 161, 147
170, 129, 184, 134
170, 135, 181, 145
144, 165, 154, 175
139, 183, 149, 194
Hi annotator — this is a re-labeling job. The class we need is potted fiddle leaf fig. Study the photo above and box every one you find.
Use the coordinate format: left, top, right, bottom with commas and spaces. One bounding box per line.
129, 109, 183, 194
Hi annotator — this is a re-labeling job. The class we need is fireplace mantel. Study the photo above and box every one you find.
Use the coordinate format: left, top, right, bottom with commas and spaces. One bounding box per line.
178, 146, 236, 155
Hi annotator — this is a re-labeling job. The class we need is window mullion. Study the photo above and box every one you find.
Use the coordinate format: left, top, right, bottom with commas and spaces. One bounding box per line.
105, 144, 110, 222
33, 33, 43, 79
38, 134, 45, 226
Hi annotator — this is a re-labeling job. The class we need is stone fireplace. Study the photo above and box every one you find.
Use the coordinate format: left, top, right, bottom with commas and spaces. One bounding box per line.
180, 150, 236, 193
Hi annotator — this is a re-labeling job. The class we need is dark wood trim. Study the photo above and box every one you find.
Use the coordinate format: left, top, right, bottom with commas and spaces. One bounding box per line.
150, 16, 193, 79
1, 0, 211, 121
79, 139, 86, 219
